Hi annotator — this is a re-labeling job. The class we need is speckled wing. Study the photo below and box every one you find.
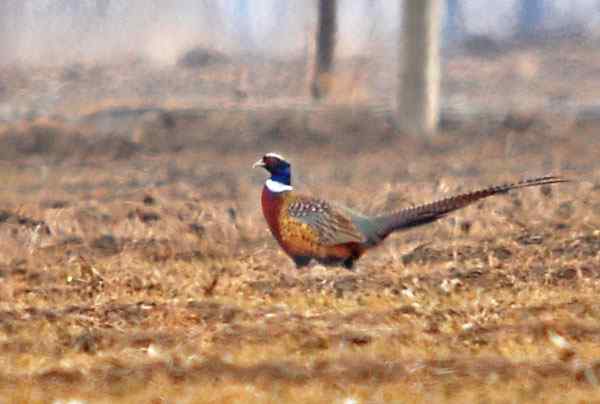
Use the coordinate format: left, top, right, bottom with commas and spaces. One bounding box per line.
287, 196, 366, 245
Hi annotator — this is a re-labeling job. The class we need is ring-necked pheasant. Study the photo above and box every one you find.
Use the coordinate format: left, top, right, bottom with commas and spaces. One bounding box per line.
253, 153, 568, 269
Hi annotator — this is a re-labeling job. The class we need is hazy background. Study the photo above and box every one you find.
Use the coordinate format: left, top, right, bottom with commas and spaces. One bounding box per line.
1, 0, 599, 126
1, 0, 599, 65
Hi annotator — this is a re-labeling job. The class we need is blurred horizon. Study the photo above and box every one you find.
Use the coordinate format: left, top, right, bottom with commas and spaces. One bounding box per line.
1, 0, 600, 125
1, 0, 599, 66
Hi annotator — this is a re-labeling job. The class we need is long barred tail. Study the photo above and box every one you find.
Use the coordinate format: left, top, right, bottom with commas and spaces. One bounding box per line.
373, 175, 569, 240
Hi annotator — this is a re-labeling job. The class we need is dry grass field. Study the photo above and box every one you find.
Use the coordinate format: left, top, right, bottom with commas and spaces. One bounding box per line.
0, 42, 599, 403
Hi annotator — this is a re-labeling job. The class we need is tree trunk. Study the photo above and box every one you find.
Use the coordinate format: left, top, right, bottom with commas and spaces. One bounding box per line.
517, 0, 545, 38
234, 0, 252, 49
444, 0, 464, 43
398, 0, 441, 136
311, 0, 337, 100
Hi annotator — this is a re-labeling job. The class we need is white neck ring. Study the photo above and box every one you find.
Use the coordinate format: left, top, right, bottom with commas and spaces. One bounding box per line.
266, 179, 293, 193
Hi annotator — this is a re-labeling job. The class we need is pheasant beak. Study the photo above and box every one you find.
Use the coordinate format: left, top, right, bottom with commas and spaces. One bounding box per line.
252, 158, 265, 169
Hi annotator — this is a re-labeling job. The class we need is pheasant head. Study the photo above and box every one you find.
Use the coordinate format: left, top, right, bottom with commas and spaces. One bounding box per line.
253, 153, 293, 192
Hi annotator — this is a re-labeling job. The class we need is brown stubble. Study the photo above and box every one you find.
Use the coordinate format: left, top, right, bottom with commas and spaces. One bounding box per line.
0, 110, 598, 403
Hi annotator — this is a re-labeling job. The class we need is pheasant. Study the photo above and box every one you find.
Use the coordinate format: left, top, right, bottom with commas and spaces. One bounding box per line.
253, 153, 568, 269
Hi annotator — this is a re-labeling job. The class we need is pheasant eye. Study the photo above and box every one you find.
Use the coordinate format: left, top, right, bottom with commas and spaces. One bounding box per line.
263, 157, 275, 168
